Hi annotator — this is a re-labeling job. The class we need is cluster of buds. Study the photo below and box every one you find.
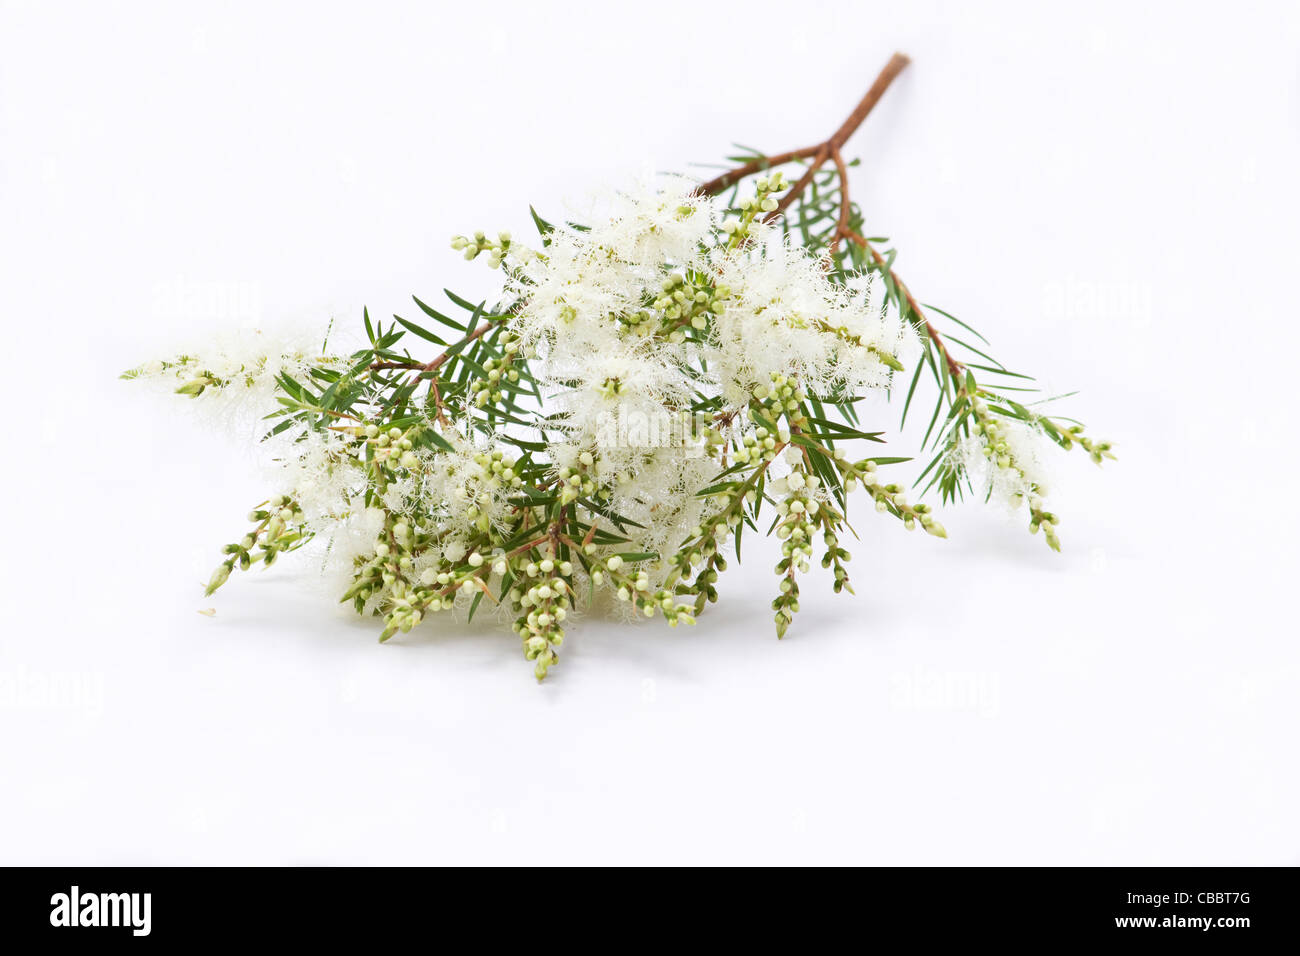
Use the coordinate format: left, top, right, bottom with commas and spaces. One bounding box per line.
838, 453, 947, 537
771, 573, 800, 640
1062, 424, 1115, 466
556, 452, 598, 505
1026, 497, 1061, 552
470, 335, 522, 407
370, 538, 501, 639
343, 514, 426, 617
969, 395, 1056, 550
363, 423, 421, 473
732, 379, 798, 465
668, 492, 749, 613
721, 171, 786, 243
971, 404, 1016, 471
458, 450, 522, 531
650, 272, 730, 341
771, 468, 821, 638
752, 372, 808, 423
380, 565, 485, 641
602, 555, 697, 628
508, 554, 575, 680
820, 526, 853, 594
379, 577, 430, 640
730, 423, 786, 466
450, 230, 512, 269
772, 468, 822, 543
614, 307, 655, 332
207, 495, 310, 595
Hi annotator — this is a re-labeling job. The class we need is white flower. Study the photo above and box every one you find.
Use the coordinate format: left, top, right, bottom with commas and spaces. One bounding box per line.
274, 428, 363, 521
707, 226, 911, 401
501, 179, 909, 474
584, 174, 718, 268
955, 420, 1052, 509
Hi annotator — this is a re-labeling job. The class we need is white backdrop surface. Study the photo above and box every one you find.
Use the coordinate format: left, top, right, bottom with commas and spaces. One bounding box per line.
1, 0, 1297, 864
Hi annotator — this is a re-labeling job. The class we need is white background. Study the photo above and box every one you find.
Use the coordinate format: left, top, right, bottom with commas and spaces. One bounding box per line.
2, 0, 1297, 864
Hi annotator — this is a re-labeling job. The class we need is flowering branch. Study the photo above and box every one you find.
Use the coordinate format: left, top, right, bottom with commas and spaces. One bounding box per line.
692, 51, 1113, 539
124, 53, 1111, 681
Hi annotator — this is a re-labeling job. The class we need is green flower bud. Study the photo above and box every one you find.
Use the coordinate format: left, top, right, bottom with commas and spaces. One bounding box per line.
205, 562, 233, 596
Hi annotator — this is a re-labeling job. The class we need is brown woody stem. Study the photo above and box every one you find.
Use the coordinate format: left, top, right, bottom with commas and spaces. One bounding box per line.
694, 51, 910, 216
693, 145, 824, 197
694, 52, 964, 381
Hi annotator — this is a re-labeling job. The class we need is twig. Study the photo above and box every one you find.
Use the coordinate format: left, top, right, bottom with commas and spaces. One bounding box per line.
693, 145, 824, 197
429, 378, 449, 426
840, 228, 963, 379
828, 146, 852, 256
695, 52, 910, 212
369, 318, 498, 408
421, 320, 495, 372
768, 53, 909, 220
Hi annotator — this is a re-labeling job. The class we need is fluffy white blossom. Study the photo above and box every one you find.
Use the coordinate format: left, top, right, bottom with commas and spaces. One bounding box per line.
391, 434, 517, 535
272, 429, 364, 521
584, 174, 719, 268
709, 229, 913, 402
123, 325, 350, 437
955, 419, 1053, 509
495, 173, 912, 563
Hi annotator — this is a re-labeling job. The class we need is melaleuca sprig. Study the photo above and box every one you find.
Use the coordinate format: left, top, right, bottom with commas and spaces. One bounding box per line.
125, 52, 1111, 680
207, 495, 312, 595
